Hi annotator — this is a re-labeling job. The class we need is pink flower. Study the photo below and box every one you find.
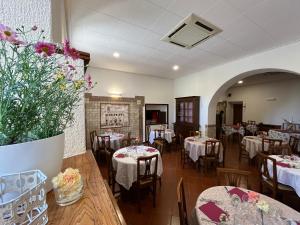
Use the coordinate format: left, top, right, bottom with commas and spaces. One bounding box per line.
247, 191, 260, 203
35, 41, 56, 57
63, 39, 80, 60
84, 73, 93, 88
0, 24, 19, 43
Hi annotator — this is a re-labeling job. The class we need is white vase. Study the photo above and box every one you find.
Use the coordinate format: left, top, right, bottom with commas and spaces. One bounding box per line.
0, 133, 65, 192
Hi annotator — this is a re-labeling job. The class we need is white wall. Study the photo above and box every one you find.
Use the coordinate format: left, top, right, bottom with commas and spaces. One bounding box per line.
224, 78, 300, 125
174, 40, 300, 132
87, 67, 175, 128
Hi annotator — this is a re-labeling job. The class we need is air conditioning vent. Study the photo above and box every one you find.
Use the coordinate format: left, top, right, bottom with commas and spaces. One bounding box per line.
161, 13, 222, 49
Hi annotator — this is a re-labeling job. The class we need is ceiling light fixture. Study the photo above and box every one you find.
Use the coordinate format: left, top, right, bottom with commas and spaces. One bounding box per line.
113, 52, 120, 58
173, 65, 179, 71
237, 80, 243, 84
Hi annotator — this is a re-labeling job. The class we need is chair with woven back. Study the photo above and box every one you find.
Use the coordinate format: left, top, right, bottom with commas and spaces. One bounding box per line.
99, 135, 111, 150
289, 136, 300, 155
257, 152, 294, 199
262, 138, 282, 155
177, 177, 189, 225
270, 144, 292, 156
217, 167, 251, 189
219, 134, 227, 167
200, 140, 221, 173
136, 154, 158, 213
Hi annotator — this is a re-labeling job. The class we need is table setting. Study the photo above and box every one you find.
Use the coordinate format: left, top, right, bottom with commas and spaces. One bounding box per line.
93, 132, 125, 150
269, 129, 300, 151
184, 136, 223, 162
195, 186, 300, 225
112, 145, 163, 190
149, 128, 175, 144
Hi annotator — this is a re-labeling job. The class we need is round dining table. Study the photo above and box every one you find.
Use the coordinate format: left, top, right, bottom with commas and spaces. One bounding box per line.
94, 132, 125, 150
149, 129, 175, 144
112, 145, 163, 190
194, 186, 300, 225
184, 136, 223, 162
268, 155, 300, 197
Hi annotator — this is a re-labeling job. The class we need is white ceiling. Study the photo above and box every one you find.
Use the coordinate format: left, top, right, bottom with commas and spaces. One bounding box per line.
66, 0, 300, 79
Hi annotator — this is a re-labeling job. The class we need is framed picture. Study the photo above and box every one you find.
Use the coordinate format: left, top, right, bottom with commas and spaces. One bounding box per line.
100, 103, 129, 128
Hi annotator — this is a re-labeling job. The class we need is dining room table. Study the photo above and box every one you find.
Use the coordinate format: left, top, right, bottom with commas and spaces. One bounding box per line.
93, 132, 125, 150
268, 154, 300, 197
246, 124, 258, 134
223, 125, 245, 136
112, 145, 163, 190
194, 186, 300, 225
149, 128, 175, 144
184, 136, 223, 162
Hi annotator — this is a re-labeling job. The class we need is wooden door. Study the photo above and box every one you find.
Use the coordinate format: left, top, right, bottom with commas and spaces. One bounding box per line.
233, 103, 243, 124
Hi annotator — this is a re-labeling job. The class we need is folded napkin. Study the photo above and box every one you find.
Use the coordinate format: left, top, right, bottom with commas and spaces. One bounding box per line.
146, 148, 157, 153
228, 187, 249, 201
276, 162, 291, 168
187, 138, 195, 142
115, 153, 126, 158
199, 202, 226, 223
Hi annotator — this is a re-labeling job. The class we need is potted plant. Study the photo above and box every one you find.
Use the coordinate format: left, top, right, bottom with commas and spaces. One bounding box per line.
0, 24, 94, 191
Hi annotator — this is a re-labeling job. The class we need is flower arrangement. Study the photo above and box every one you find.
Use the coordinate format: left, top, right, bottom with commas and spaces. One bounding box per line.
247, 191, 260, 203
52, 168, 83, 205
0, 24, 94, 145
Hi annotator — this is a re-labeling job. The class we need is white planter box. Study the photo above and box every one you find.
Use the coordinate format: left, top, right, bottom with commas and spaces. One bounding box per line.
0, 133, 65, 192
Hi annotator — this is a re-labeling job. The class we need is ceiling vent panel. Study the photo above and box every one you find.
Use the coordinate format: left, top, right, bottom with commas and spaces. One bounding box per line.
161, 13, 222, 49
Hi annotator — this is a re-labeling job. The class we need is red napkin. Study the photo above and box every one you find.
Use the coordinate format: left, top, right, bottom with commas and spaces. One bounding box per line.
199, 202, 226, 223
276, 162, 291, 168
115, 153, 126, 158
228, 187, 249, 201
146, 148, 157, 153
187, 138, 195, 142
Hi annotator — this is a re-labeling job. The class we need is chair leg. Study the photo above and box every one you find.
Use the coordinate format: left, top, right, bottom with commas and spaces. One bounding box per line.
137, 188, 141, 213
158, 177, 162, 187
153, 182, 157, 208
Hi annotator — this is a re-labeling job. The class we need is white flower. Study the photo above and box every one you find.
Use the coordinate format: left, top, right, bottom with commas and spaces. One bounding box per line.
256, 200, 269, 213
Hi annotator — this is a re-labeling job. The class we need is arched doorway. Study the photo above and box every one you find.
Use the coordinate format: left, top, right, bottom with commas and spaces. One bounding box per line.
207, 68, 300, 137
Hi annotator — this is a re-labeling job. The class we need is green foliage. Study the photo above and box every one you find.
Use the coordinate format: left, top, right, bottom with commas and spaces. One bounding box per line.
0, 25, 93, 145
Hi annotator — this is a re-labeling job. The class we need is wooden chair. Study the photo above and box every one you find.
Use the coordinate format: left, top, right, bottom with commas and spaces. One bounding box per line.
189, 130, 196, 137
104, 148, 118, 195
177, 178, 189, 225
153, 139, 165, 156
136, 154, 158, 213
258, 153, 294, 199
270, 144, 292, 156
217, 167, 251, 189
238, 134, 250, 164
289, 136, 300, 155
179, 134, 190, 168
99, 135, 111, 150
219, 134, 227, 167
262, 138, 282, 155
200, 140, 221, 173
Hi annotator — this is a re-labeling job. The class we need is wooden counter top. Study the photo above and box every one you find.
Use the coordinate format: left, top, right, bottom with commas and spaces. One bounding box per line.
47, 151, 126, 225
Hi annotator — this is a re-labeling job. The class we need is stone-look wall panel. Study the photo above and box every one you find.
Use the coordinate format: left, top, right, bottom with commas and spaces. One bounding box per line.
85, 94, 145, 149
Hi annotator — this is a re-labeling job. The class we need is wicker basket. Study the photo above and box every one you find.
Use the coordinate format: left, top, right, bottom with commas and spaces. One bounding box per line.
0, 170, 48, 225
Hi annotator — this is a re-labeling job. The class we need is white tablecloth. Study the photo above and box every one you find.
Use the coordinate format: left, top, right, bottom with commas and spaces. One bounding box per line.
223, 125, 245, 136
269, 129, 300, 152
184, 137, 223, 162
268, 155, 300, 197
112, 145, 163, 190
246, 124, 257, 134
94, 133, 125, 150
241, 136, 263, 159
195, 186, 300, 225
149, 129, 175, 144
